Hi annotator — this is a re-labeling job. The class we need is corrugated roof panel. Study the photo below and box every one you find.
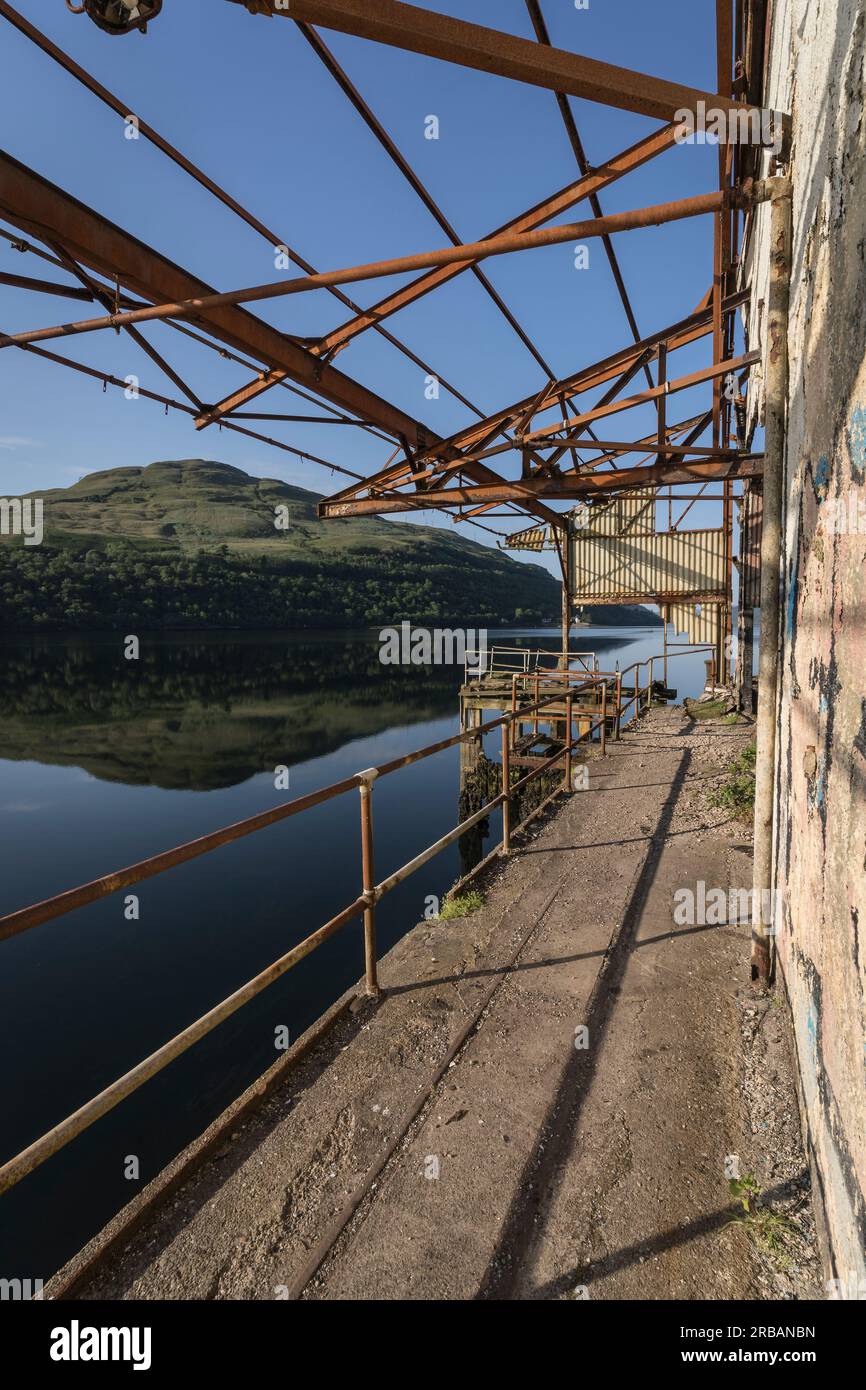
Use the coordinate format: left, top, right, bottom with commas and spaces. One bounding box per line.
570, 528, 727, 600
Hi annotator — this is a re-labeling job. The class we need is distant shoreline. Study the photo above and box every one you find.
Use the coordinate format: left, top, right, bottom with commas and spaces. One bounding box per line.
0, 619, 661, 644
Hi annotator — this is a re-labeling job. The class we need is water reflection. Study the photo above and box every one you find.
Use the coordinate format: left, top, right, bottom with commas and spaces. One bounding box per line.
0, 634, 460, 790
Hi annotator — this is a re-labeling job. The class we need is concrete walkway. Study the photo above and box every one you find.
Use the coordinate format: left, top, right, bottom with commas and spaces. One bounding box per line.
55, 706, 815, 1301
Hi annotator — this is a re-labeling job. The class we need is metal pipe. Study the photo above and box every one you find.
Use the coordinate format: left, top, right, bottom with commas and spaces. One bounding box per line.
501, 723, 512, 853
0, 193, 733, 351
317, 121, 682, 358
564, 694, 573, 792
0, 771, 362, 943
525, 351, 759, 441
601, 683, 607, 756
752, 179, 793, 987
359, 774, 379, 996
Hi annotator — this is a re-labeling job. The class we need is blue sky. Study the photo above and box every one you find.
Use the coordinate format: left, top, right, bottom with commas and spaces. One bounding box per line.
0, 0, 739, 574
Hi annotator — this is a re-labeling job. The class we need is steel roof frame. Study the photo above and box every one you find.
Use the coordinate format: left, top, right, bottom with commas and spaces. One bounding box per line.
0, 0, 780, 539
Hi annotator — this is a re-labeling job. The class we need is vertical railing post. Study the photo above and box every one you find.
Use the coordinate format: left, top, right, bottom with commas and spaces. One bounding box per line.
615, 670, 622, 741
358, 771, 380, 997
533, 674, 539, 736
600, 682, 607, 756
564, 693, 574, 792
501, 722, 512, 855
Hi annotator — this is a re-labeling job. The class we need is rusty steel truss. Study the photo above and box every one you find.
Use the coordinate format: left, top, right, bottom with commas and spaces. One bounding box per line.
1, 0, 780, 573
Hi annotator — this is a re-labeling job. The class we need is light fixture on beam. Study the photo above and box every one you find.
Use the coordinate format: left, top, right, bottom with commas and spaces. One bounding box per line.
65, 0, 163, 35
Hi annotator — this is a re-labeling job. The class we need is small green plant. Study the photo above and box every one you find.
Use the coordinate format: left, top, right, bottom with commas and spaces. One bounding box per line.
686, 698, 729, 721
712, 741, 756, 815
439, 890, 484, 920
726, 1175, 802, 1268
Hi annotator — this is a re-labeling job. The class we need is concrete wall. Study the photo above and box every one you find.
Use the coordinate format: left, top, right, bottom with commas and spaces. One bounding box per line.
742, 0, 866, 1288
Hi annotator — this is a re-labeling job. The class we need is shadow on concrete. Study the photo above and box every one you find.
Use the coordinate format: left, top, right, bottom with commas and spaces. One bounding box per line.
528, 1172, 810, 1299
475, 747, 692, 1300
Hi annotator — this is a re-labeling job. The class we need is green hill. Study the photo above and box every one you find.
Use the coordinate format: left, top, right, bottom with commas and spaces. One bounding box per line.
0, 460, 562, 632
10, 459, 514, 561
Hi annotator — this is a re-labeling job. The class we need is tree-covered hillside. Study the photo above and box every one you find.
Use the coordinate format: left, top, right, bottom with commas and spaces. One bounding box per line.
0, 461, 560, 631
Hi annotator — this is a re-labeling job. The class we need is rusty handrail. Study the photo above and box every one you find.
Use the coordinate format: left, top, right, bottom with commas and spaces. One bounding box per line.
463, 646, 598, 680
0, 677, 603, 1197
0, 679, 594, 945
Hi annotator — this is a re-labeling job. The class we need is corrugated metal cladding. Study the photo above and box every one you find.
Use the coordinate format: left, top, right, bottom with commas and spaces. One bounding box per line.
738, 482, 763, 609
570, 527, 727, 600
572, 489, 656, 537
665, 601, 725, 648
501, 523, 551, 553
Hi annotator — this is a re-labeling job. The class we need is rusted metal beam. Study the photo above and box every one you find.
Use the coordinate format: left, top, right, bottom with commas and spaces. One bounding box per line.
320, 456, 764, 517
432, 403, 709, 473
427, 290, 748, 460
537, 439, 739, 460
2, 190, 733, 350
5, 282, 560, 527
234, 0, 777, 127
7, 332, 367, 481
0, 267, 135, 305
0, 221, 385, 442
656, 342, 668, 462
0, 149, 432, 445
48, 239, 204, 412
322, 293, 746, 512
0, 0, 481, 422
557, 414, 715, 477
524, 351, 760, 443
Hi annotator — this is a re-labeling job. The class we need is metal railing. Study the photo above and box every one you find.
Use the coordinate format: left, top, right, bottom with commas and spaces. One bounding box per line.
617, 644, 717, 729
0, 677, 608, 1198
464, 645, 598, 680
506, 643, 718, 742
